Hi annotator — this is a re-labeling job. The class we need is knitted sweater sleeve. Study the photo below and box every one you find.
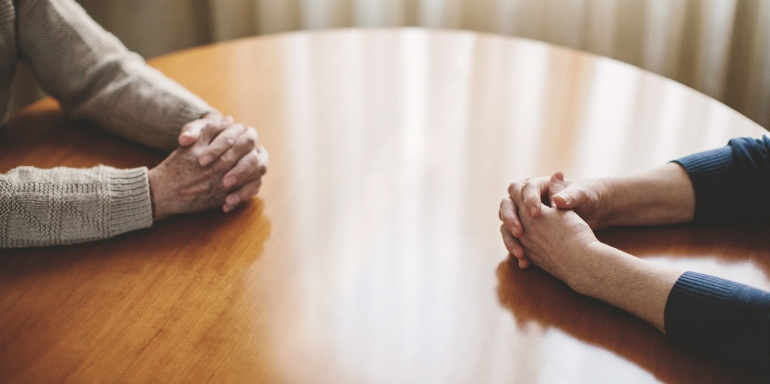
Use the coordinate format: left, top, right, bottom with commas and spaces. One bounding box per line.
0, 166, 153, 248
665, 136, 770, 372
2, 0, 216, 247
16, 0, 214, 152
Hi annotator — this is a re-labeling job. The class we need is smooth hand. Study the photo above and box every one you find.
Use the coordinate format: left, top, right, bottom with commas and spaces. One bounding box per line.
500, 183, 680, 333
499, 172, 610, 268
149, 125, 269, 220
500, 195, 599, 287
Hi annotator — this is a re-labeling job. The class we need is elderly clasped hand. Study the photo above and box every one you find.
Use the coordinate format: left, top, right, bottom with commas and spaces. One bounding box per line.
148, 114, 269, 220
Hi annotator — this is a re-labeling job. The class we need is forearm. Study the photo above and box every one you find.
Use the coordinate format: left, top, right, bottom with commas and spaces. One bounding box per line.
570, 242, 682, 333
569, 242, 770, 372
0, 165, 153, 248
596, 136, 770, 228
600, 163, 695, 228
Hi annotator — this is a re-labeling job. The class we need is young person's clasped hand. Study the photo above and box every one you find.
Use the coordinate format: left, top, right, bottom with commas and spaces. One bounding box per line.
499, 172, 610, 269
498, 167, 690, 332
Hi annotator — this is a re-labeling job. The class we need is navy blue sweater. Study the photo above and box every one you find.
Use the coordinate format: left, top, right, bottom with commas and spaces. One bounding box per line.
669, 136, 770, 372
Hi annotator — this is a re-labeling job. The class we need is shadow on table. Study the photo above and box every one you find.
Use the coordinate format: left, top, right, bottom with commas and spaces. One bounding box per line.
0, 197, 270, 277
0, 198, 272, 382
496, 226, 770, 384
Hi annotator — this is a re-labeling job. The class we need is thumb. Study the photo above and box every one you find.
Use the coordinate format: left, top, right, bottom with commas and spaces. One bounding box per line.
552, 184, 587, 210
547, 172, 567, 206
179, 119, 206, 146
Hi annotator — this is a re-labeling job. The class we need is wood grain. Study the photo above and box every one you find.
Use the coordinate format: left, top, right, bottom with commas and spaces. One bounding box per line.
1, 29, 768, 383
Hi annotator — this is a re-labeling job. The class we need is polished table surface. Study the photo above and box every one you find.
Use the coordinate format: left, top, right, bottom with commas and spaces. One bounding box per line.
1, 29, 769, 383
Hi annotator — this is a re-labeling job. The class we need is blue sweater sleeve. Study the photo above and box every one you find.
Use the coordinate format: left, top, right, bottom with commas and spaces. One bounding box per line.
664, 136, 770, 372
672, 135, 770, 226
664, 272, 770, 372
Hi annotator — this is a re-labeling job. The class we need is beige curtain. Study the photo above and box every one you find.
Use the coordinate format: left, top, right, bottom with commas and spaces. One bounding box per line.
8, 0, 770, 129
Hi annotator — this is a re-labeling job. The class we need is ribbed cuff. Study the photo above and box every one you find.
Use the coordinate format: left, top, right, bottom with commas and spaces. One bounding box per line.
672, 146, 736, 225
102, 166, 153, 236
665, 271, 736, 339
665, 271, 770, 372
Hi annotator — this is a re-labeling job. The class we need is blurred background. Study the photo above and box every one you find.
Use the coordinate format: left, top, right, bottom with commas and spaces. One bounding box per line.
8, 0, 770, 129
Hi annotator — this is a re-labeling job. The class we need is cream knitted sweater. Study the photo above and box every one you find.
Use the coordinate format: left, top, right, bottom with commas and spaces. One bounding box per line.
0, 0, 213, 248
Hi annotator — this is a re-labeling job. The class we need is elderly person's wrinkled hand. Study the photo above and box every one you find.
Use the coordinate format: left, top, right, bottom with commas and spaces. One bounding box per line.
148, 124, 268, 220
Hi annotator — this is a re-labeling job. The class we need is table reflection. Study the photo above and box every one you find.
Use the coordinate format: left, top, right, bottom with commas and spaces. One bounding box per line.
2, 29, 767, 383
226, 31, 765, 383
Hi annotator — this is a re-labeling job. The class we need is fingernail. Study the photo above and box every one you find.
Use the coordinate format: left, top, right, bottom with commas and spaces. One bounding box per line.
511, 249, 519, 258
200, 155, 213, 167
530, 207, 537, 217
223, 175, 236, 188
560, 194, 570, 204
227, 194, 240, 206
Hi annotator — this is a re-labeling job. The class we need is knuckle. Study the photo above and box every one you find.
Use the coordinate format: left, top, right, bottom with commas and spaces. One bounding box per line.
243, 135, 256, 148
217, 151, 232, 165
231, 124, 245, 136
190, 146, 206, 158
215, 157, 233, 171
246, 154, 260, 170
524, 194, 537, 204
508, 182, 522, 194
236, 136, 255, 152
202, 123, 218, 135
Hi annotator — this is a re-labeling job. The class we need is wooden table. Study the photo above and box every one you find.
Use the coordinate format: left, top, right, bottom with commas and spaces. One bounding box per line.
1, 29, 768, 383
